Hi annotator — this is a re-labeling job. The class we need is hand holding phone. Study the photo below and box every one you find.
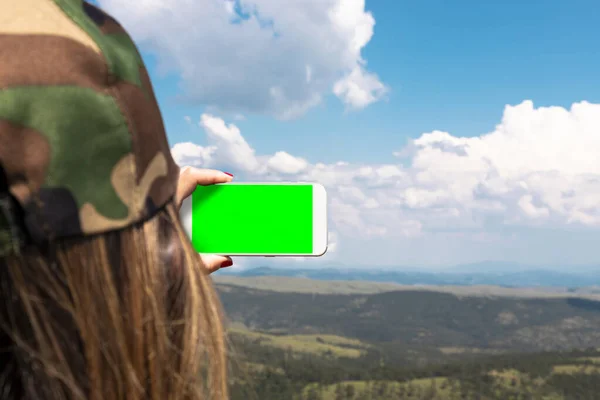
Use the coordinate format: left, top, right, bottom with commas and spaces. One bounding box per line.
180, 182, 328, 256
176, 167, 234, 272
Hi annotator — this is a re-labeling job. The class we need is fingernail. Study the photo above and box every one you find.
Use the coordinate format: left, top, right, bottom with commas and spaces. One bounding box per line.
221, 259, 233, 268
223, 172, 233, 177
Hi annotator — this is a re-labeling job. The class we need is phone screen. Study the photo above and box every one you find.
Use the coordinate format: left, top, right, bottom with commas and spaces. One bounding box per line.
186, 183, 324, 255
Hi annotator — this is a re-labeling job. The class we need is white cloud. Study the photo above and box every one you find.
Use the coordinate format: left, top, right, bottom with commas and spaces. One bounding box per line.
518, 195, 549, 219
403, 101, 600, 226
327, 231, 339, 253
267, 151, 309, 174
97, 0, 386, 119
171, 142, 215, 167
333, 65, 388, 109
172, 100, 600, 265
199, 114, 260, 172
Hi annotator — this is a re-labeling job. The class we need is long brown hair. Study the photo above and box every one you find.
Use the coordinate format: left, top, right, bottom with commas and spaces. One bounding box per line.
0, 201, 227, 399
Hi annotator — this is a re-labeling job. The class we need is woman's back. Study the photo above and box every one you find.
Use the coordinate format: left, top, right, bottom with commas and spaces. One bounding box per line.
0, 1, 228, 398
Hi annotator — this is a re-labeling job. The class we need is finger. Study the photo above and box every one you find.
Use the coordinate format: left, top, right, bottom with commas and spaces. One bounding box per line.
181, 167, 234, 186
200, 254, 233, 274
176, 167, 233, 208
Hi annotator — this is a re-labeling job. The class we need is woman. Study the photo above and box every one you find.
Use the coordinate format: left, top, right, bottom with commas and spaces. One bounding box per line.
0, 1, 231, 398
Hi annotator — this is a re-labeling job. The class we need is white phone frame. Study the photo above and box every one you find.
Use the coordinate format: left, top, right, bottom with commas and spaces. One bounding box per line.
180, 182, 328, 257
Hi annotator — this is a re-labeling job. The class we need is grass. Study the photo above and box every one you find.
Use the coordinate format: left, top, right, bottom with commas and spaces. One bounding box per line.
243, 362, 284, 374
489, 368, 523, 381
215, 276, 403, 294
303, 374, 572, 400
487, 366, 600, 399
575, 356, 600, 364
304, 378, 452, 400
439, 346, 504, 355
490, 364, 600, 380
215, 276, 600, 299
552, 364, 600, 374
299, 364, 600, 399
228, 328, 368, 358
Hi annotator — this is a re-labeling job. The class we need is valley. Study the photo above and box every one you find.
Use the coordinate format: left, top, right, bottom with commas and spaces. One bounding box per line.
216, 273, 600, 399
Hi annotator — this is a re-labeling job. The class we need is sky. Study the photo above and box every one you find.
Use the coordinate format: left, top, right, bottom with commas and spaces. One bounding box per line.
95, 0, 600, 269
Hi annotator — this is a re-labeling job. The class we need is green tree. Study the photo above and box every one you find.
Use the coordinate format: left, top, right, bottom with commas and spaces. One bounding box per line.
345, 383, 356, 399
305, 386, 321, 400
335, 383, 344, 400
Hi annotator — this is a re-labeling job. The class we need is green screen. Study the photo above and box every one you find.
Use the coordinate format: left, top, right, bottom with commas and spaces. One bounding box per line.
191, 184, 313, 254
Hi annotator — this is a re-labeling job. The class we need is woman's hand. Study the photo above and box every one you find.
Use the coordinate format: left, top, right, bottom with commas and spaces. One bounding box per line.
176, 166, 234, 274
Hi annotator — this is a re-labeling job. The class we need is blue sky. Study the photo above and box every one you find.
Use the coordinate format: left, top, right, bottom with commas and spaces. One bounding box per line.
98, 0, 600, 268
151, 0, 600, 163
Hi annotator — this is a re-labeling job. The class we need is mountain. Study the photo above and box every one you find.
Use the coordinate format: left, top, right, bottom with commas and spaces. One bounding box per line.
217, 277, 600, 353
219, 265, 600, 288
442, 261, 546, 274
219, 275, 600, 399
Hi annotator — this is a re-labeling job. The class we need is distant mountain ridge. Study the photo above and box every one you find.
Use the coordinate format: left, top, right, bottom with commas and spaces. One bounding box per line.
219, 264, 600, 288
217, 281, 600, 353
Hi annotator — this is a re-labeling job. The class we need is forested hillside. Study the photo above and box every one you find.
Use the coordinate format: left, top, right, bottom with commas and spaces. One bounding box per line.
216, 278, 600, 399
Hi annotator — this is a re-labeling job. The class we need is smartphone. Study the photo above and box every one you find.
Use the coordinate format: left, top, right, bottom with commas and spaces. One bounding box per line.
180, 182, 328, 256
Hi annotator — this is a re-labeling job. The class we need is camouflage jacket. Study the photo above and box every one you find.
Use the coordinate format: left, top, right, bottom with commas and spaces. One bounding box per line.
0, 0, 179, 256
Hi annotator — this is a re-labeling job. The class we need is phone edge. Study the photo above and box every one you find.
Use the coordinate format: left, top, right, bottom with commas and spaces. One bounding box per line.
312, 183, 328, 257
181, 182, 328, 257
